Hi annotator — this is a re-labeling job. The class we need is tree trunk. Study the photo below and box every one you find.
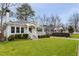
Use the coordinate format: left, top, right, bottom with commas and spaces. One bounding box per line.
0, 8, 4, 41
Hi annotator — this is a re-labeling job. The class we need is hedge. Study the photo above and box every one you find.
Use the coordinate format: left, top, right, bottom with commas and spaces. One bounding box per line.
38, 35, 50, 38
15, 34, 22, 39
22, 34, 28, 39
8, 34, 28, 41
8, 35, 15, 41
52, 33, 70, 37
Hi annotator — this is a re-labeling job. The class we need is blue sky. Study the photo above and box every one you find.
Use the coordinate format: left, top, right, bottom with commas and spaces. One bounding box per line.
10, 3, 79, 24
29, 3, 79, 24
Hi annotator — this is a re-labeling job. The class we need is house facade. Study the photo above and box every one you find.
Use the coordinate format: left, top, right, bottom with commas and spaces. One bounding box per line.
1, 10, 38, 40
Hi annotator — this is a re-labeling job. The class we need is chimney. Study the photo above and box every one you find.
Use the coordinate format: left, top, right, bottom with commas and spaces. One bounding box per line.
6, 9, 10, 23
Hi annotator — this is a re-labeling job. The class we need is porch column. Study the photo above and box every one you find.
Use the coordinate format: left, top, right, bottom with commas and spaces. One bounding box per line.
42, 27, 44, 33
15, 26, 16, 34
32, 26, 37, 34
20, 26, 21, 34
27, 25, 29, 34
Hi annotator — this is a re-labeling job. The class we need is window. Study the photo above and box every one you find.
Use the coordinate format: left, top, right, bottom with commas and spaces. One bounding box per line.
29, 28, 32, 33
21, 27, 24, 33
11, 27, 15, 33
16, 27, 20, 33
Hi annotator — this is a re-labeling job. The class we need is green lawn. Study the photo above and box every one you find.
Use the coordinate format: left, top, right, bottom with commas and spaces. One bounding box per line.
70, 34, 79, 38
0, 38, 78, 56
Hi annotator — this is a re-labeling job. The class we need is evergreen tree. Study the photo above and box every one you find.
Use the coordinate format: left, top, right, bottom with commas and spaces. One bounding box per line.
68, 26, 74, 34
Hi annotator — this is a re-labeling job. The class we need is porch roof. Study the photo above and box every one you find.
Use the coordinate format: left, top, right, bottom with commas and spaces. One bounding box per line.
5, 20, 36, 27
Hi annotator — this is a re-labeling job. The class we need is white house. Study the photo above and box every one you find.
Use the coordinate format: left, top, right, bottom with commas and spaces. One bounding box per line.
1, 10, 38, 40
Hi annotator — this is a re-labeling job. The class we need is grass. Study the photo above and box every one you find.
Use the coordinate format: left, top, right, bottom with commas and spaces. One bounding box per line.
70, 34, 79, 38
0, 38, 78, 56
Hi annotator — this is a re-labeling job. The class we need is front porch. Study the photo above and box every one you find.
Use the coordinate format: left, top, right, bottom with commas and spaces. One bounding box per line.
4, 23, 38, 39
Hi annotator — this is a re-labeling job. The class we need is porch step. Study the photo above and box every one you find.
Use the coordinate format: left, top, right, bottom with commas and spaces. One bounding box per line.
29, 33, 38, 40
31, 34, 38, 39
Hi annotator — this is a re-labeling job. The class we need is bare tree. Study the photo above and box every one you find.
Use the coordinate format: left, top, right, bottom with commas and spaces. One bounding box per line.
0, 3, 16, 40
0, 3, 16, 26
69, 13, 79, 32
37, 15, 51, 35
37, 15, 49, 26
50, 15, 61, 28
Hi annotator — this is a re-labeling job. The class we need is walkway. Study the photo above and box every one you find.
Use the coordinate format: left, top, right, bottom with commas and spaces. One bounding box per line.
50, 36, 79, 40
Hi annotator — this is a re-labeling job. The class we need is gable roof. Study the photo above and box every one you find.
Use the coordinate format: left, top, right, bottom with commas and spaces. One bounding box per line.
5, 20, 33, 24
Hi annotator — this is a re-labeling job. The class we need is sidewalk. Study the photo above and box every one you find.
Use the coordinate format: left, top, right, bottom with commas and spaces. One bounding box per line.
50, 36, 79, 40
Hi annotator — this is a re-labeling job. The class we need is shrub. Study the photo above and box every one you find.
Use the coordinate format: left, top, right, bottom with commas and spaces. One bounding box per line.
52, 33, 70, 37
15, 34, 22, 39
37, 27, 42, 32
22, 34, 28, 39
0, 33, 6, 41
8, 34, 28, 41
38, 35, 50, 38
8, 35, 15, 41
68, 26, 74, 34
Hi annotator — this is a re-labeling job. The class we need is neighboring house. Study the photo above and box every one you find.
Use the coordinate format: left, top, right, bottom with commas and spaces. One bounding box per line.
1, 10, 38, 40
